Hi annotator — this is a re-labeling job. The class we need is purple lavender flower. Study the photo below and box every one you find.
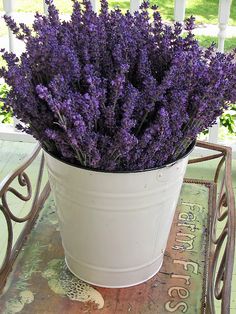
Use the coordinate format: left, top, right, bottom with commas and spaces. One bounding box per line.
1, 0, 236, 171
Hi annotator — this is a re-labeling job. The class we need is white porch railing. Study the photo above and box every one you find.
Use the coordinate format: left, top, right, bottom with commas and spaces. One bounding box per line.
0, 0, 234, 144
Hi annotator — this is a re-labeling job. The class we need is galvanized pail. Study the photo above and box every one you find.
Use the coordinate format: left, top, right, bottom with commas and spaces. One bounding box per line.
44, 146, 193, 288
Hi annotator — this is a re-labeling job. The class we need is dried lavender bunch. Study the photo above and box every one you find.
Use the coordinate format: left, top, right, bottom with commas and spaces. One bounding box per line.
1, 0, 236, 171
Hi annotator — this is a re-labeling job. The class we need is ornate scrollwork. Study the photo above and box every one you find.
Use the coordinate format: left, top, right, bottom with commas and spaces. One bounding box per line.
189, 141, 235, 314
1, 172, 32, 223
0, 144, 50, 292
0, 204, 13, 276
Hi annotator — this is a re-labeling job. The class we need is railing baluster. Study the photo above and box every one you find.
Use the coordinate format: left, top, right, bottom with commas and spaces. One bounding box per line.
130, 0, 141, 15
209, 0, 232, 143
43, 0, 49, 16
3, 0, 14, 52
174, 0, 186, 23
13, 116, 22, 133
90, 0, 99, 13
218, 0, 232, 53
208, 121, 220, 144
2, 0, 18, 133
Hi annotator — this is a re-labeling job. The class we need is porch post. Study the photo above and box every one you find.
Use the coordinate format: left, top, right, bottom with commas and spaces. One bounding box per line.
174, 0, 187, 23
209, 0, 232, 143
3, 0, 14, 52
130, 0, 141, 15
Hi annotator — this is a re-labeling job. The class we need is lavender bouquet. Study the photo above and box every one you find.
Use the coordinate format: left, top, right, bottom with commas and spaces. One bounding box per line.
1, 0, 236, 171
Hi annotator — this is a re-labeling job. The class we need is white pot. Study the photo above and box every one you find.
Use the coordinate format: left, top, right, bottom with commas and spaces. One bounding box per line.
44, 146, 192, 288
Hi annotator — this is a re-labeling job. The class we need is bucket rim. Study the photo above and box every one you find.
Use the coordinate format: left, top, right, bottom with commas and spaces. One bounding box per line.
43, 140, 196, 174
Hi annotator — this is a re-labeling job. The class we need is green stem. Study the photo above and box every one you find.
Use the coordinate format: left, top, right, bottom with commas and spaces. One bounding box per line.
136, 110, 149, 136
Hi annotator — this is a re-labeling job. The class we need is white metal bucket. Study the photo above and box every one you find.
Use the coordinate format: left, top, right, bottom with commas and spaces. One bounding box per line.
44, 149, 191, 288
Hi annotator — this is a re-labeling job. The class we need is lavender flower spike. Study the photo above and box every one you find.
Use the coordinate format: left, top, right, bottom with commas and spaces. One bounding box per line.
0, 0, 235, 171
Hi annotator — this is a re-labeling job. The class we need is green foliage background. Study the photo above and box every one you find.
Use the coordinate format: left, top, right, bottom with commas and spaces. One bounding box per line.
0, 83, 12, 124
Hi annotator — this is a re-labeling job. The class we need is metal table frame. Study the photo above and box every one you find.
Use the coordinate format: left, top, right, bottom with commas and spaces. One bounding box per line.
0, 141, 235, 314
